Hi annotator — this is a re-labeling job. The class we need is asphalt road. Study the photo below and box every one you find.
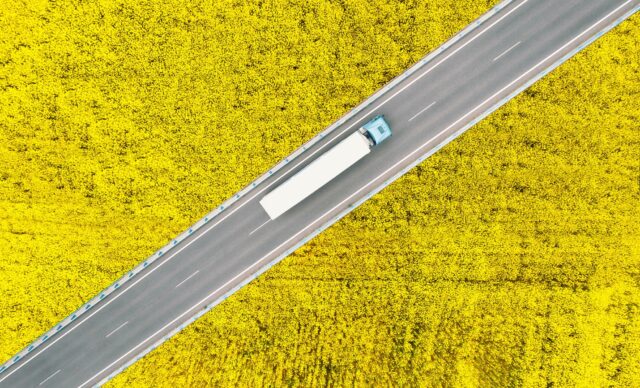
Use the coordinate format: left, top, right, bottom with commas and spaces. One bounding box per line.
1, 0, 638, 386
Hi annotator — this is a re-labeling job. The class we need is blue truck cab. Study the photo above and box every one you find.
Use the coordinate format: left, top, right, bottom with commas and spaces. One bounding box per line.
360, 115, 392, 146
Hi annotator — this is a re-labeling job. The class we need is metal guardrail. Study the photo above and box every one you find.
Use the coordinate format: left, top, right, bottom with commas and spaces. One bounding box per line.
0, 0, 548, 376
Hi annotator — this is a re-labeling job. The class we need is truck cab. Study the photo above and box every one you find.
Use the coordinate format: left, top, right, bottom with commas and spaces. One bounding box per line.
360, 115, 392, 146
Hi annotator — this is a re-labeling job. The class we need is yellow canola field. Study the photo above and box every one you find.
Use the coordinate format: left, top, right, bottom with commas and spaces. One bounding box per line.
0, 0, 638, 386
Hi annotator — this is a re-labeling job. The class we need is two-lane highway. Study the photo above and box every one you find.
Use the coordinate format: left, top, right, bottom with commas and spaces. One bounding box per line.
2, 0, 638, 386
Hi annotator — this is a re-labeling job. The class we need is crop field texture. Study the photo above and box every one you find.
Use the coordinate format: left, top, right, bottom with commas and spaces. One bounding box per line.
0, 0, 638, 386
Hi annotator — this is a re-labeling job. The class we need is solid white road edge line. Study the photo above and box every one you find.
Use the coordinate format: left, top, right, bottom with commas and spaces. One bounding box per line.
408, 102, 437, 122
8, 0, 625, 383
78, 3, 632, 385
493, 41, 522, 61
2, 4, 532, 383
249, 220, 270, 236
175, 271, 200, 289
38, 369, 61, 386
1, 0, 524, 380
105, 322, 129, 339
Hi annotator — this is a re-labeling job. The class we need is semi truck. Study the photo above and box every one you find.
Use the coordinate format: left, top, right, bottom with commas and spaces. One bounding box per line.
259, 115, 392, 220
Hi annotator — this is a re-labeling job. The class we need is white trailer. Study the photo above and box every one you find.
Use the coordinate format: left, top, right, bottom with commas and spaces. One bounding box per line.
259, 115, 392, 220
